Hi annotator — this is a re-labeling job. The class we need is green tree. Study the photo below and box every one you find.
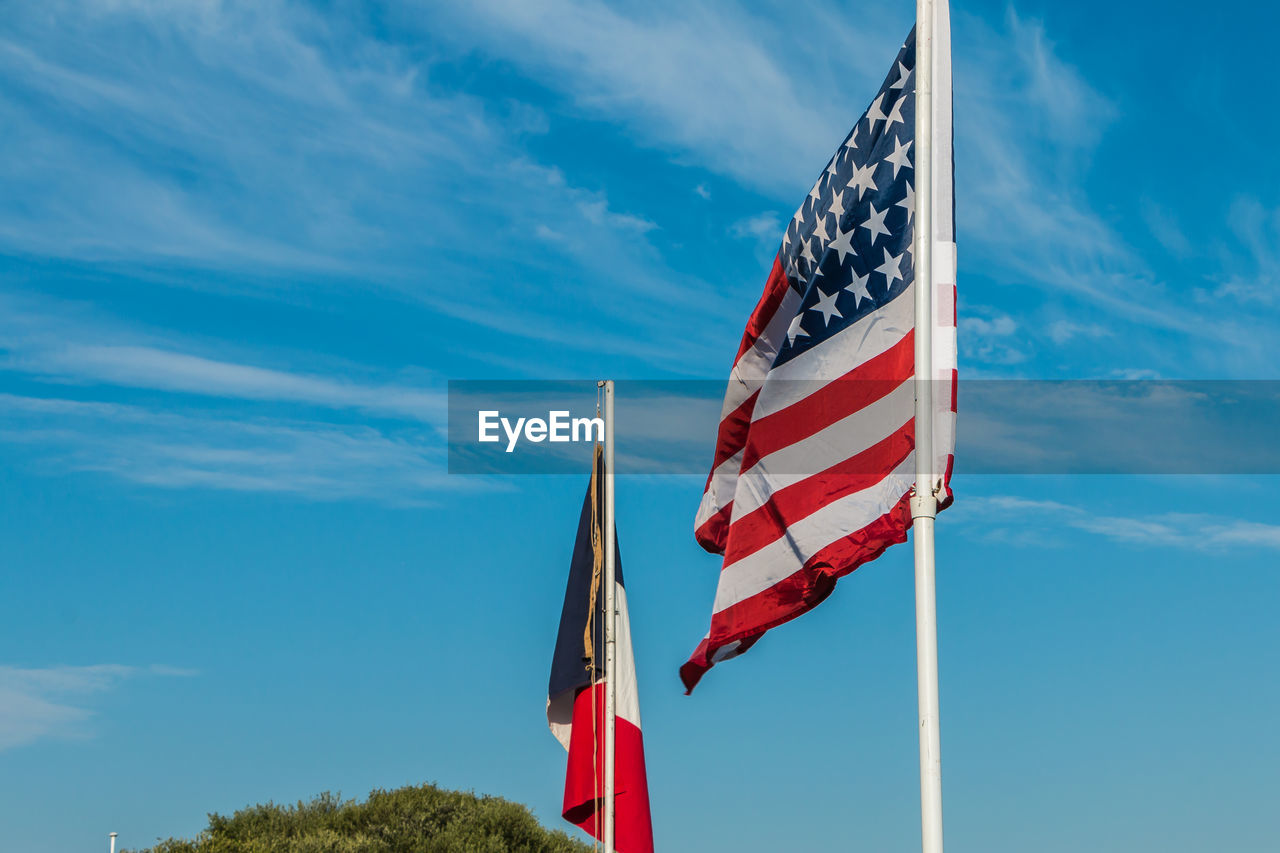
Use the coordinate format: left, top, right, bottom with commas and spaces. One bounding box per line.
126, 783, 592, 853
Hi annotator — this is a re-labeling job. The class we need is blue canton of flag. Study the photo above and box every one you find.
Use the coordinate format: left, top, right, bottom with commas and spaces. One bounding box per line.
779, 37, 918, 365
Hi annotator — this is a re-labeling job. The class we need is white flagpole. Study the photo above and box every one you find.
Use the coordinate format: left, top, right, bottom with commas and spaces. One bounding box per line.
600, 379, 618, 853
911, 2, 945, 853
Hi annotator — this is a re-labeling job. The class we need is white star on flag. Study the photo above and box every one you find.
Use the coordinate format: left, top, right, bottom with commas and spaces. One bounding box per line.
844, 271, 871, 307
847, 160, 877, 200
890, 60, 911, 89
859, 202, 891, 245
827, 188, 845, 220
865, 93, 888, 130
828, 225, 856, 264
883, 97, 905, 133
800, 237, 817, 266
786, 312, 808, 345
897, 182, 915, 222
811, 214, 831, 245
875, 247, 903, 286
811, 288, 842, 326
884, 136, 912, 178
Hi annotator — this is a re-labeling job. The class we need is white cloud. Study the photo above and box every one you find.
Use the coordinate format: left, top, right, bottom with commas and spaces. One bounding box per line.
956, 15, 1132, 301
424, 0, 900, 196
424, 0, 1258, 366
20, 345, 444, 423
0, 394, 464, 502
730, 212, 783, 243
0, 0, 734, 372
0, 292, 445, 424
0, 664, 192, 751
1141, 199, 1192, 258
0, 292, 480, 502
970, 495, 1080, 515
963, 310, 1026, 365
0, 4, 438, 270
951, 12, 1279, 368
577, 199, 657, 234
1071, 512, 1280, 551
955, 495, 1280, 553
5, 0, 1276, 384
967, 315, 1017, 337
1047, 320, 1111, 345
1108, 368, 1162, 380
1002, 10, 1115, 149
1212, 196, 1280, 307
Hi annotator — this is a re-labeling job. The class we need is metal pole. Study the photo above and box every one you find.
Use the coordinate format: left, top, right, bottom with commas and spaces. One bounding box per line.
599, 379, 617, 853
911, 3, 945, 853
109, 833, 118, 853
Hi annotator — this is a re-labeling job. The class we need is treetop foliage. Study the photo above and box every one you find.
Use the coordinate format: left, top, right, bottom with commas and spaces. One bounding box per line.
125, 783, 593, 853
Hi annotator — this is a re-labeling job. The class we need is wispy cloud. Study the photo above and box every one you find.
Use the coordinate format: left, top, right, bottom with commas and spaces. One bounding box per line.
0, 664, 193, 751
0, 292, 445, 423
0, 394, 462, 502
429, 1, 1244, 366
1141, 198, 1192, 258
963, 310, 1027, 365
730, 212, 783, 243
950, 10, 1280, 373
0, 0, 729, 371
425, 0, 904, 196
1046, 320, 1111, 345
0, 4, 427, 270
954, 13, 1157, 328
1213, 196, 1280, 306
0, 289, 485, 500
14, 344, 444, 423
5, 0, 1276, 386
953, 495, 1280, 553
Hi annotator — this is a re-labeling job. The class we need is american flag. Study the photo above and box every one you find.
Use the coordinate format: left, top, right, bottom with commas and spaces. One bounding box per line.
682, 13, 956, 693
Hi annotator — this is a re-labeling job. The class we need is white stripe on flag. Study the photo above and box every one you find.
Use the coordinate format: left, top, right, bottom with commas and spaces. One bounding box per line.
729, 379, 914, 520
712, 455, 916, 614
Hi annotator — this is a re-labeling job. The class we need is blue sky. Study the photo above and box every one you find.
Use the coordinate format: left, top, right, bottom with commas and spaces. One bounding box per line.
2, 1, 1279, 851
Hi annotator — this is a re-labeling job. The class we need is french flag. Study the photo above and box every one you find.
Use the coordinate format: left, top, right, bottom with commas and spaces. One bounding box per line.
547, 451, 653, 853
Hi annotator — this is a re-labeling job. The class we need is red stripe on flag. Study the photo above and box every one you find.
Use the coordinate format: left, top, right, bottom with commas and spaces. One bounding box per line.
706, 391, 757, 483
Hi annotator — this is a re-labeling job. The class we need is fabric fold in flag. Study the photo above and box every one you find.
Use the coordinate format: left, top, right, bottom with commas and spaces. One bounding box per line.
548, 445, 654, 853
684, 7, 957, 693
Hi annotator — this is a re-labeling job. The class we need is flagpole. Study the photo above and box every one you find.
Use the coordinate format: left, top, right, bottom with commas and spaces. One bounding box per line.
911, 2, 945, 853
599, 379, 618, 853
